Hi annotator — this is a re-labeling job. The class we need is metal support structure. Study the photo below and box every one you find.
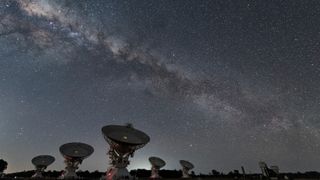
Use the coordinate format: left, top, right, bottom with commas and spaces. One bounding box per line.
106, 146, 134, 180
182, 166, 190, 178
60, 159, 81, 179
32, 166, 46, 178
150, 166, 161, 178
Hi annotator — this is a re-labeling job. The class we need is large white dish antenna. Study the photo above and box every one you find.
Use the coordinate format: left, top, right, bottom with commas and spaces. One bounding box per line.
59, 142, 94, 179
149, 156, 166, 178
60, 142, 94, 160
259, 161, 269, 177
102, 124, 150, 180
149, 157, 166, 168
180, 160, 194, 178
102, 125, 150, 146
31, 155, 55, 178
32, 155, 55, 167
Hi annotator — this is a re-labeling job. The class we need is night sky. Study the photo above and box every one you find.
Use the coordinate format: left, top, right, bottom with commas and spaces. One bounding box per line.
1, 0, 320, 174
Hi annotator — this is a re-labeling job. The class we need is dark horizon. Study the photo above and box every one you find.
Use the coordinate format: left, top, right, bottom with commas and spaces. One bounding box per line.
6, 168, 320, 176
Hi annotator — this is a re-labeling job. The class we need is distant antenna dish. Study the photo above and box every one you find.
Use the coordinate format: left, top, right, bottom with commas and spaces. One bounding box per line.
59, 142, 94, 179
179, 160, 194, 178
149, 156, 166, 178
259, 161, 269, 177
102, 124, 150, 180
241, 166, 246, 180
31, 155, 55, 178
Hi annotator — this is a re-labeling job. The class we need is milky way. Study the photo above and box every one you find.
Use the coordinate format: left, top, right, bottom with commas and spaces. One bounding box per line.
1, 0, 320, 174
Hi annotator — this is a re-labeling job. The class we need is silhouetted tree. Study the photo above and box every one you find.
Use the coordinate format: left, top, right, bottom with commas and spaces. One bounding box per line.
211, 169, 220, 176
43, 170, 63, 177
135, 169, 150, 177
227, 171, 235, 177
6, 170, 35, 178
0, 159, 8, 173
191, 170, 195, 177
159, 169, 182, 178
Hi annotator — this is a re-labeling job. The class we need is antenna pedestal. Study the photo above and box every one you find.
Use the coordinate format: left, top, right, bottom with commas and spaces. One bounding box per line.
61, 160, 80, 179
106, 148, 132, 180
32, 171, 43, 178
182, 167, 190, 178
32, 167, 45, 178
150, 166, 161, 178
107, 167, 131, 180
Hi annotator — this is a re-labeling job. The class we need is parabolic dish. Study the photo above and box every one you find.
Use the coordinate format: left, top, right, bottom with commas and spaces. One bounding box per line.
149, 157, 166, 168
102, 125, 150, 146
180, 160, 194, 170
60, 142, 94, 159
32, 155, 55, 167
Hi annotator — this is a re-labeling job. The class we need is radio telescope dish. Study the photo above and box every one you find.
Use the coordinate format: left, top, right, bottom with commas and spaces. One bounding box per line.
102, 124, 150, 180
59, 142, 94, 179
259, 161, 268, 177
149, 156, 166, 178
102, 124, 150, 146
31, 155, 55, 178
180, 160, 194, 178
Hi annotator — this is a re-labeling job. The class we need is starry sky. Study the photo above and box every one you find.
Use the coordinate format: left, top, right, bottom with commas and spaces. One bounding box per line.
1, 0, 320, 174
